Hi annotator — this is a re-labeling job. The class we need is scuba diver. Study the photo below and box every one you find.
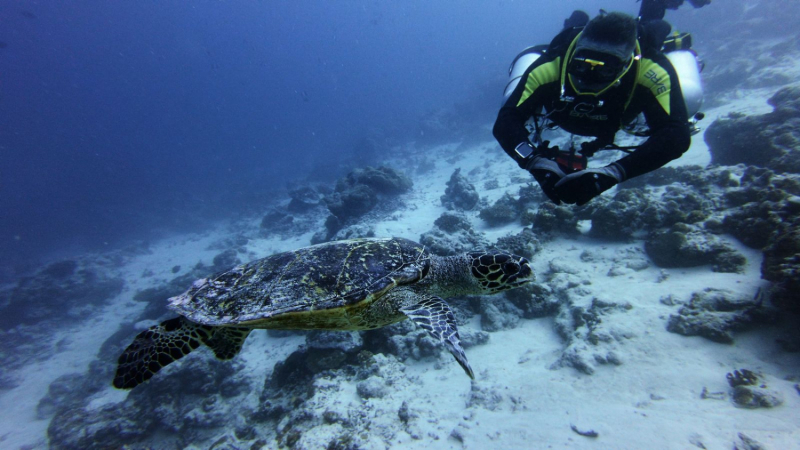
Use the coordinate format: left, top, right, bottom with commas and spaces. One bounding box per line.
639, 0, 711, 20
493, 3, 708, 206
638, 0, 710, 49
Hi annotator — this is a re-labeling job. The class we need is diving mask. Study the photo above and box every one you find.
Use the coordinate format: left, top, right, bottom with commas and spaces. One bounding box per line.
567, 48, 633, 94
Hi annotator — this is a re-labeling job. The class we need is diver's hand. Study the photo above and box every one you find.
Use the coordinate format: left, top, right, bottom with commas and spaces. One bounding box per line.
524, 156, 567, 205
579, 139, 609, 157
554, 164, 625, 206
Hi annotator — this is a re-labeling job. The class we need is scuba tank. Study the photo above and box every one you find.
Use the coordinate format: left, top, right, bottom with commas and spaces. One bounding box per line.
502, 45, 548, 104
663, 32, 704, 118
665, 49, 703, 118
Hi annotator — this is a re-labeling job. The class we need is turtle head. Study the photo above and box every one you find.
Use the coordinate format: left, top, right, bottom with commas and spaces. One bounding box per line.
468, 251, 533, 294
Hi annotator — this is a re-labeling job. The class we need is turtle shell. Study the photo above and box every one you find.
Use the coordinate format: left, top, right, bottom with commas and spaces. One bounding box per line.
168, 238, 430, 329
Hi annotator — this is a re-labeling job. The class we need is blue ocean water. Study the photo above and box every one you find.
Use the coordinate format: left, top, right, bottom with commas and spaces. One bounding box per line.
0, 0, 619, 268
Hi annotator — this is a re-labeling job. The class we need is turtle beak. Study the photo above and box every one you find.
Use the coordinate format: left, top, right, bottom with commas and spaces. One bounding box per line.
496, 256, 534, 290
506, 257, 533, 287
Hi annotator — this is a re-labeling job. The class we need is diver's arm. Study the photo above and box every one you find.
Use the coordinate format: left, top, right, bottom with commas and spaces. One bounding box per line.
613, 115, 690, 180
612, 58, 691, 179
493, 65, 551, 167
493, 101, 539, 167
494, 27, 581, 167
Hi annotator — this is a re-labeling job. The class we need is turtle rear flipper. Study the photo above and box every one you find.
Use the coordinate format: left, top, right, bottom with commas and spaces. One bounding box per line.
401, 296, 474, 379
113, 317, 251, 389
204, 326, 251, 360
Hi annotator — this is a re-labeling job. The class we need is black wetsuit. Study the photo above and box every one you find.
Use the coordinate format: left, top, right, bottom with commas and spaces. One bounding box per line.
639, 0, 676, 20
639, 0, 710, 20
492, 25, 690, 181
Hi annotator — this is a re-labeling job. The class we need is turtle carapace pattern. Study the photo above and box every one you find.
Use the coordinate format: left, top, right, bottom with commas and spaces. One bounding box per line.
113, 237, 533, 389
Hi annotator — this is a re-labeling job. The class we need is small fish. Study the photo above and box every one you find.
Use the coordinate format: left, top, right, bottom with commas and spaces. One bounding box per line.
20, 10, 37, 20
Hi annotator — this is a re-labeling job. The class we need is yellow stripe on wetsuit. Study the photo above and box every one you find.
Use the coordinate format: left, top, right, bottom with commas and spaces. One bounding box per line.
517, 58, 562, 108
637, 59, 673, 115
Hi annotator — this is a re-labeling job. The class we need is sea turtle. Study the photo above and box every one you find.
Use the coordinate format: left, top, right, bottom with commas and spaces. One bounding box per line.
113, 237, 533, 389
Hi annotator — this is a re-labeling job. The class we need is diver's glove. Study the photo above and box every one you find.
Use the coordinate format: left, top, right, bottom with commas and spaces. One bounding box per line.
553, 163, 625, 206
579, 139, 609, 157
524, 154, 567, 205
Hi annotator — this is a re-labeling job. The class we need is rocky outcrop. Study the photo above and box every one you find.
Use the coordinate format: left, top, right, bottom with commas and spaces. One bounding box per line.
268, 331, 365, 388
522, 203, 579, 236
320, 166, 412, 239
645, 224, 747, 273
727, 369, 784, 409
706, 86, 800, 173
666, 288, 771, 344
420, 212, 489, 256
336, 166, 414, 196
762, 229, 800, 314
259, 209, 298, 236
441, 168, 480, 211
47, 354, 250, 450
287, 186, 323, 213
493, 228, 541, 261
585, 176, 715, 241
479, 193, 519, 226
546, 260, 634, 374
0, 259, 124, 330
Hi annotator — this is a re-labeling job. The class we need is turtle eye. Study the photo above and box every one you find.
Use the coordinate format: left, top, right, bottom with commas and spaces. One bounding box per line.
503, 262, 521, 274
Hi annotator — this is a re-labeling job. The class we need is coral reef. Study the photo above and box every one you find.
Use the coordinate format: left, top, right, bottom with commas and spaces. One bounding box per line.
211, 249, 241, 272
0, 259, 124, 330
477, 296, 522, 332
432, 211, 472, 234
585, 173, 715, 241
419, 212, 489, 256
666, 289, 771, 344
762, 228, 800, 313
706, 86, 800, 173
325, 184, 379, 223
287, 186, 323, 213
440, 168, 480, 211
337, 166, 414, 196
320, 166, 412, 239
586, 188, 652, 240
269, 332, 365, 388
479, 193, 519, 226
713, 166, 800, 248
645, 223, 746, 273
726, 369, 784, 409
259, 209, 297, 236
47, 354, 250, 449
523, 203, 579, 236
492, 228, 541, 260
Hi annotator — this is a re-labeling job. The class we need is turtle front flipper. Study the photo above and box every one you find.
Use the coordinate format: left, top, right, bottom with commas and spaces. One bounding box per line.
113, 317, 251, 389
400, 296, 474, 379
